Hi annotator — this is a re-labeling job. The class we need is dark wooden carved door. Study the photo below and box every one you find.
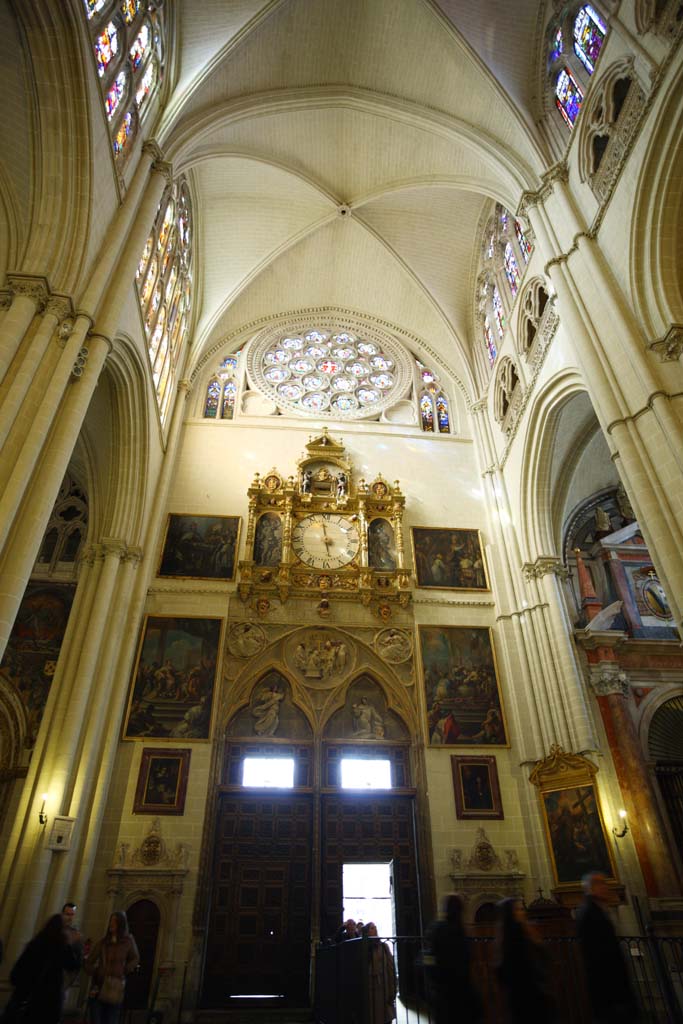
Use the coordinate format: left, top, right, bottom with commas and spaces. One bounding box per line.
202, 792, 313, 1008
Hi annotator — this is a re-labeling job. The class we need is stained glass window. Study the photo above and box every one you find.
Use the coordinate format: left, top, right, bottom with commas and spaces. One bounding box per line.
222, 381, 237, 419
135, 61, 156, 109
514, 220, 532, 263
549, 26, 563, 65
573, 5, 607, 74
500, 210, 508, 231
84, 0, 107, 18
420, 394, 434, 432
484, 318, 497, 367
556, 68, 583, 129
121, 0, 140, 24
106, 70, 127, 120
436, 395, 450, 434
112, 111, 135, 155
137, 237, 152, 282
504, 243, 521, 298
492, 286, 505, 338
487, 235, 494, 259
157, 201, 174, 252
95, 22, 118, 77
129, 22, 151, 69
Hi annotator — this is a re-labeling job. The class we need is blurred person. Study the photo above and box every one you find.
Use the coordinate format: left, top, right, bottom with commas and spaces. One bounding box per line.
576, 872, 640, 1023
495, 898, 555, 1024
425, 894, 482, 1024
335, 917, 358, 942
85, 910, 139, 1024
2, 913, 82, 1023
362, 922, 396, 1024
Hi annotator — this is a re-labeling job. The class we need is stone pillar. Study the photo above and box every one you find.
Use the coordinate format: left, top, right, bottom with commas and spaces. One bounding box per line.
0, 275, 49, 387
588, 662, 680, 896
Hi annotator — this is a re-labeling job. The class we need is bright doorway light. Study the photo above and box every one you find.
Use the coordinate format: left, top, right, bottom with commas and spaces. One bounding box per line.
242, 757, 294, 788
340, 758, 391, 789
342, 862, 395, 937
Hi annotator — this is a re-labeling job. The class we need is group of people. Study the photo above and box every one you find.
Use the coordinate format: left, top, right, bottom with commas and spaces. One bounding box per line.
1, 903, 139, 1024
335, 919, 397, 1024
425, 872, 640, 1024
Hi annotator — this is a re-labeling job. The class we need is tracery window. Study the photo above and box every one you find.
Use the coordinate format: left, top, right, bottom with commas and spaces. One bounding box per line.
556, 67, 584, 128
494, 357, 522, 429
547, 5, 608, 134
477, 203, 533, 373
82, 0, 165, 162
519, 279, 550, 357
136, 178, 193, 425
204, 355, 241, 420
573, 5, 607, 74
33, 475, 88, 578
416, 362, 450, 434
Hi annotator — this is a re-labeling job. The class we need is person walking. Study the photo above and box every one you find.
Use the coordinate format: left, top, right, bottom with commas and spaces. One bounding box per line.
1, 913, 82, 1023
425, 894, 482, 1024
85, 910, 139, 1024
576, 872, 640, 1023
362, 922, 396, 1024
495, 898, 555, 1024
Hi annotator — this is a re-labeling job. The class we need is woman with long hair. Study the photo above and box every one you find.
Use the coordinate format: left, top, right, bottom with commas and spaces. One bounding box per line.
495, 898, 555, 1024
2, 913, 82, 1023
85, 910, 139, 1024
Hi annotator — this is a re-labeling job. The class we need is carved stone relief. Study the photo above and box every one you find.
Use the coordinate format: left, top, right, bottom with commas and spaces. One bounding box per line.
374, 628, 413, 664
285, 628, 354, 688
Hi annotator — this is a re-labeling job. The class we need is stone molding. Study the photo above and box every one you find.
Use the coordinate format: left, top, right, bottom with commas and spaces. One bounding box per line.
522, 556, 570, 582
590, 83, 647, 205
6, 274, 50, 312
649, 324, 683, 362
589, 663, 629, 697
413, 596, 495, 607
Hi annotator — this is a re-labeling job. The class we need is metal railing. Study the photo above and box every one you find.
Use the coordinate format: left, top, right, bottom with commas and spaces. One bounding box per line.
315, 933, 683, 1024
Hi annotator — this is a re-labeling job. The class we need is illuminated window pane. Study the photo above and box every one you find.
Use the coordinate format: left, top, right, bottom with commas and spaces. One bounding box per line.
222, 380, 237, 420
135, 61, 156, 109
420, 394, 434, 432
112, 111, 134, 155
129, 22, 150, 70
84, 0, 107, 19
205, 379, 221, 418
157, 200, 175, 252
121, 0, 140, 25
137, 236, 152, 282
243, 757, 295, 788
487, 234, 494, 259
504, 242, 521, 298
514, 220, 532, 263
492, 286, 505, 338
95, 22, 118, 78
549, 26, 563, 65
556, 67, 583, 129
436, 394, 450, 433
105, 70, 127, 120
340, 759, 391, 790
484, 318, 497, 367
573, 5, 607, 75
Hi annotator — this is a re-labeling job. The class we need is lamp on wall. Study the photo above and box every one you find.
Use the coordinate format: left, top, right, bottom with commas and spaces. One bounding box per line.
613, 808, 629, 838
38, 793, 48, 826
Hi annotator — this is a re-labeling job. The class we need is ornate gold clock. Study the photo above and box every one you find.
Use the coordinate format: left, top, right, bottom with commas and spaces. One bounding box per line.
237, 429, 411, 613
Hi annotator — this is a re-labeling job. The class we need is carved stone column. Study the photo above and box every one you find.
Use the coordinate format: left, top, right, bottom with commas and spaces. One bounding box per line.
0, 275, 49, 387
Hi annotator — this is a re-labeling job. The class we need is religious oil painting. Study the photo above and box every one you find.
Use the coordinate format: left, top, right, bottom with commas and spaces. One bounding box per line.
133, 748, 191, 815
542, 784, 614, 885
418, 626, 507, 746
124, 616, 223, 741
411, 528, 489, 590
451, 755, 503, 820
158, 514, 241, 580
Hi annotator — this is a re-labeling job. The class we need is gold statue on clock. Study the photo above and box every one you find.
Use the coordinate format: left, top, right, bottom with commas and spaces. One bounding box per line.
237, 428, 411, 610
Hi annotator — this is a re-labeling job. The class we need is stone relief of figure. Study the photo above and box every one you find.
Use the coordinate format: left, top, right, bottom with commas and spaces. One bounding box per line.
375, 628, 412, 663
336, 471, 348, 500
351, 696, 385, 738
229, 622, 266, 658
291, 635, 351, 680
252, 684, 284, 736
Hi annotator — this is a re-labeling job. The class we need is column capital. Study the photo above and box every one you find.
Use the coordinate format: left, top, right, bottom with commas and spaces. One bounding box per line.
516, 161, 568, 219
46, 294, 74, 321
589, 662, 629, 697
151, 158, 174, 186
522, 556, 570, 582
178, 378, 192, 395
100, 537, 130, 560
648, 323, 683, 362
6, 274, 50, 312
122, 546, 144, 564
142, 139, 164, 163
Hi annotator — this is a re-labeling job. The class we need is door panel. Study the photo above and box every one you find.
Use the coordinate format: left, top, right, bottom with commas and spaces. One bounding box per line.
202, 793, 312, 1007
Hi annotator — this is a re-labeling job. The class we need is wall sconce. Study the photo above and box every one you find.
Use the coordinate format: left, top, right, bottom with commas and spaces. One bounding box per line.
613, 808, 629, 838
38, 793, 48, 826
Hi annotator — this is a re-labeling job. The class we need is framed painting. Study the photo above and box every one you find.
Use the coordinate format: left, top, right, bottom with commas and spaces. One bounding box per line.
451, 755, 503, 820
418, 626, 508, 746
123, 616, 223, 741
411, 527, 489, 590
133, 748, 191, 815
529, 747, 617, 890
158, 514, 241, 580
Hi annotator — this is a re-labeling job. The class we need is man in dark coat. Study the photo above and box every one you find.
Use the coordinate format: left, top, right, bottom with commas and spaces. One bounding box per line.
425, 894, 482, 1024
576, 872, 640, 1023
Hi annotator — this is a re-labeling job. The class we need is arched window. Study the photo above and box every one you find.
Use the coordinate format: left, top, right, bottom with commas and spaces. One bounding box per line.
33, 474, 88, 577
556, 67, 584, 128
416, 362, 450, 434
573, 5, 607, 74
82, 1, 165, 162
494, 358, 522, 431
136, 178, 193, 425
204, 355, 241, 420
518, 279, 550, 357
504, 243, 521, 298
577, 61, 643, 194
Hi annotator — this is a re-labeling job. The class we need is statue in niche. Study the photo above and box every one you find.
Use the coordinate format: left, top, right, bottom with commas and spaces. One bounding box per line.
336, 471, 348, 500
351, 696, 385, 738
301, 470, 312, 494
252, 684, 284, 736
594, 506, 612, 535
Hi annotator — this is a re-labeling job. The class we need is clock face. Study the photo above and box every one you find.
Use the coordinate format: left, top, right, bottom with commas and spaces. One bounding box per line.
292, 514, 360, 569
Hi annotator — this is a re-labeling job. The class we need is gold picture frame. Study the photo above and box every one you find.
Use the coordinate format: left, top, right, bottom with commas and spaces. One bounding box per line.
411, 527, 490, 591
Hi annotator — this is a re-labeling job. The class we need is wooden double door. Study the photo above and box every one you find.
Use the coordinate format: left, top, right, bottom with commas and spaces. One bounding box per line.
201, 790, 420, 1009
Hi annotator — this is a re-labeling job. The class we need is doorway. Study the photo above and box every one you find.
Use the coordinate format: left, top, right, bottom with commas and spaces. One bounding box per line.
342, 862, 395, 937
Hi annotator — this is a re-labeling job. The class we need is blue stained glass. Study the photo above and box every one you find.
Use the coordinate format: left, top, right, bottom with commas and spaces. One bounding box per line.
420, 394, 434, 432
556, 67, 583, 129
221, 381, 237, 420
573, 5, 607, 74
549, 26, 563, 65
484, 318, 497, 367
95, 21, 118, 78
204, 380, 221, 418
492, 286, 505, 338
112, 111, 134, 155
515, 220, 532, 263
436, 394, 450, 433
504, 243, 521, 298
